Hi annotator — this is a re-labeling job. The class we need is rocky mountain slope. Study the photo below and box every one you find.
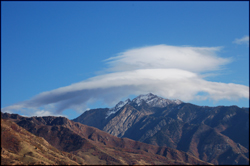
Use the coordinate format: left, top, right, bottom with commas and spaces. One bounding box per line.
73, 93, 249, 165
1, 118, 85, 165
1, 112, 210, 165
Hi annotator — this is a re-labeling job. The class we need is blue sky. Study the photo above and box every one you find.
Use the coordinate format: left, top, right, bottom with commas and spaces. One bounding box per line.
1, 1, 249, 119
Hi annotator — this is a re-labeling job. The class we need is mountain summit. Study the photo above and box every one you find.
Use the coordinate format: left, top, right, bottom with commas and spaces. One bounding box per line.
106, 93, 182, 118
131, 93, 182, 107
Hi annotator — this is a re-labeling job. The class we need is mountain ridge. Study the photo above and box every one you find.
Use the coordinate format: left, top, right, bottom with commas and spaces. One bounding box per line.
73, 93, 249, 165
105, 93, 183, 118
1, 111, 210, 165
1, 93, 249, 164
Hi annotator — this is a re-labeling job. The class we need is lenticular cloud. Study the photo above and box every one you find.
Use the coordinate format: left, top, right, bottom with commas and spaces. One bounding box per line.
105, 45, 230, 72
1, 44, 249, 116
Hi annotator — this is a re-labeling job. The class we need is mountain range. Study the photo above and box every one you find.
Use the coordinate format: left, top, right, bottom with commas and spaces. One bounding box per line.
1, 111, 209, 165
73, 93, 249, 165
1, 93, 249, 165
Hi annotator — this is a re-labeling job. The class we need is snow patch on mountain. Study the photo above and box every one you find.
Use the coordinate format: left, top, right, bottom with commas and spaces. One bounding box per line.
105, 93, 183, 118
132, 93, 156, 105
105, 99, 131, 118
173, 99, 182, 105
132, 93, 182, 107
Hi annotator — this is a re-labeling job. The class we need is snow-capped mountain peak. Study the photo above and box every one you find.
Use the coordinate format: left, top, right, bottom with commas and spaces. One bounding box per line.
131, 93, 182, 107
113, 99, 131, 110
173, 99, 182, 105
106, 93, 183, 118
132, 93, 157, 105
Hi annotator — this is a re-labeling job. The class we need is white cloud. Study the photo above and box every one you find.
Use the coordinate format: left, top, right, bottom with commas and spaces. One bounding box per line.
105, 45, 230, 73
16, 107, 67, 118
1, 44, 248, 115
233, 36, 249, 45
32, 110, 54, 116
